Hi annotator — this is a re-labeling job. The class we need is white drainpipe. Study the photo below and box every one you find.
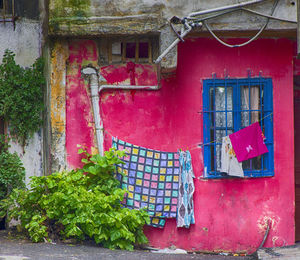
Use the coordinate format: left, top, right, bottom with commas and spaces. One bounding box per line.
81, 66, 160, 155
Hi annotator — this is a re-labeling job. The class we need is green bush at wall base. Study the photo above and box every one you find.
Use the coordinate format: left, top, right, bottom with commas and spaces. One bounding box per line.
0, 148, 149, 250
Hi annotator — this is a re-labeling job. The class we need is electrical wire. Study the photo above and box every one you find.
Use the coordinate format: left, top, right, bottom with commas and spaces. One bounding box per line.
202, 0, 280, 48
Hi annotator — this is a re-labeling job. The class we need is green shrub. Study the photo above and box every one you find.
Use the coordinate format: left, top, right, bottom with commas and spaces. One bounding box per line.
0, 148, 149, 250
0, 135, 25, 200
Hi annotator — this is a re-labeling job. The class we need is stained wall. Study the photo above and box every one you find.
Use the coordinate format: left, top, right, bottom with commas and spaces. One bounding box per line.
59, 37, 294, 253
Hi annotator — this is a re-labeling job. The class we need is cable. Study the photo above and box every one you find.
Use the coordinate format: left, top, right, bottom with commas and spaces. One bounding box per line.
241, 7, 297, 23
202, 0, 280, 48
199, 113, 273, 147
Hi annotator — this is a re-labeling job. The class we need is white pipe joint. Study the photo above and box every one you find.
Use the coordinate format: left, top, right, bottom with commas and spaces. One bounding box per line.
81, 67, 104, 156
82, 66, 160, 157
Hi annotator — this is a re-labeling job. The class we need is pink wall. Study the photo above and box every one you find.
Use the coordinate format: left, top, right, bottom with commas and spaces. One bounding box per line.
65, 38, 295, 253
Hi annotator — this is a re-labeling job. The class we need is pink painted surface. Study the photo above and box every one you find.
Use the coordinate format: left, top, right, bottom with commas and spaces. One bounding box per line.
65, 38, 295, 253
66, 40, 98, 167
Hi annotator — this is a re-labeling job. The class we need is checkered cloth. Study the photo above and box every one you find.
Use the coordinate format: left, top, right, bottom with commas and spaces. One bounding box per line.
112, 138, 180, 228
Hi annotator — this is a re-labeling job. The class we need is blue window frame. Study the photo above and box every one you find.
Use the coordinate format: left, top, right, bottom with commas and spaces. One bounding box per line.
203, 76, 274, 178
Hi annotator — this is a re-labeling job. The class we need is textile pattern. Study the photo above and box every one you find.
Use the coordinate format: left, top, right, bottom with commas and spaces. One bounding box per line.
220, 136, 244, 177
177, 151, 195, 228
112, 138, 180, 228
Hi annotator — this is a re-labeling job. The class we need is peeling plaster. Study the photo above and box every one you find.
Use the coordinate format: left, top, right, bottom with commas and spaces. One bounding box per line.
50, 41, 68, 172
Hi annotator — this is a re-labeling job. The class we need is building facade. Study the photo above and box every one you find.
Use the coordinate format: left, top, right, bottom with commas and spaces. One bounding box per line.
19, 0, 300, 253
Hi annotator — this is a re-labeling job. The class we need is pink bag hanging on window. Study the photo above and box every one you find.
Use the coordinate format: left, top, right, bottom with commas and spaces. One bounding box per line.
229, 122, 268, 162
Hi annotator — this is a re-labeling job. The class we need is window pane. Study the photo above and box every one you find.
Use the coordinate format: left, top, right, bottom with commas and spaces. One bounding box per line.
242, 156, 262, 170
215, 86, 233, 128
241, 86, 260, 127
125, 42, 136, 58
139, 42, 149, 58
215, 129, 233, 172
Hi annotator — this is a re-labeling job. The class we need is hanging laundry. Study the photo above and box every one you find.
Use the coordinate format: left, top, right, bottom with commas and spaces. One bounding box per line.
229, 122, 268, 162
177, 151, 195, 228
220, 136, 244, 177
112, 138, 180, 228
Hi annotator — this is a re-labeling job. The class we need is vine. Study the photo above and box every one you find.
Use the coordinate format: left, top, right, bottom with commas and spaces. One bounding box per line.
0, 50, 45, 145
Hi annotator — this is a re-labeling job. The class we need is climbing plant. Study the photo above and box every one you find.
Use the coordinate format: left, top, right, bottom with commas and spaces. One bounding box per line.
0, 50, 44, 145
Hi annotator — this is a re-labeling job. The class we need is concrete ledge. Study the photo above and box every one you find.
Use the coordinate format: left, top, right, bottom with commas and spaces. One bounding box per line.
49, 14, 165, 36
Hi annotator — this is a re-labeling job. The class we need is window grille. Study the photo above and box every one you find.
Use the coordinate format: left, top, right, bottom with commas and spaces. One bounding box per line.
98, 36, 158, 65
0, 0, 17, 28
203, 76, 274, 178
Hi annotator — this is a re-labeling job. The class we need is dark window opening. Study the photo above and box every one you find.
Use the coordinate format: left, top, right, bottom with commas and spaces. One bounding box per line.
139, 42, 149, 58
125, 42, 136, 59
99, 36, 158, 65
0, 0, 3, 9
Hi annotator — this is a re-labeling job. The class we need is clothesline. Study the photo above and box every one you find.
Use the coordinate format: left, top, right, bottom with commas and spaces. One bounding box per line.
103, 130, 200, 152
198, 112, 273, 147
102, 112, 272, 152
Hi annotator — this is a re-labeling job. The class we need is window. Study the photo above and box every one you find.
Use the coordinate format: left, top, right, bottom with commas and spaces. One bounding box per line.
98, 36, 159, 65
203, 77, 274, 178
0, 0, 16, 27
0, 0, 13, 15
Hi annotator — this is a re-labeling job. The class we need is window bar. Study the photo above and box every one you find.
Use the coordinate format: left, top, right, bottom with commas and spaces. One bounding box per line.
213, 78, 217, 173
12, 0, 15, 29
148, 40, 152, 63
225, 78, 228, 136
108, 40, 112, 64
248, 82, 251, 125
248, 79, 252, 171
135, 40, 139, 63
122, 41, 126, 62
259, 76, 264, 171
3, 0, 5, 24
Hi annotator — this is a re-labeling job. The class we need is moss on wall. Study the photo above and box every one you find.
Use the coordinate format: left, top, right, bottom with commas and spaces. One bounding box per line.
50, 0, 91, 18
49, 0, 92, 34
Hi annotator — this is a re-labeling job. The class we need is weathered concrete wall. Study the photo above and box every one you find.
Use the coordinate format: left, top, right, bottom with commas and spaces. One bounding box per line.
0, 20, 41, 67
48, 0, 297, 70
0, 1, 45, 183
49, 0, 297, 32
56, 37, 294, 253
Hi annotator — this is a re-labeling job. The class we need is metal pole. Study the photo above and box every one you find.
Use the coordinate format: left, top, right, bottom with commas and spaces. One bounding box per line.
155, 23, 192, 64
188, 0, 266, 17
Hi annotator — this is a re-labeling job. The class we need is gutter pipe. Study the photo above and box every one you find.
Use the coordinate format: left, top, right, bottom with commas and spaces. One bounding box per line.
81, 67, 160, 156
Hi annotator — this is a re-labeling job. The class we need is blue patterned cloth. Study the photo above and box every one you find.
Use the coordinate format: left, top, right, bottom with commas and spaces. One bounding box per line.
177, 151, 195, 228
112, 137, 180, 228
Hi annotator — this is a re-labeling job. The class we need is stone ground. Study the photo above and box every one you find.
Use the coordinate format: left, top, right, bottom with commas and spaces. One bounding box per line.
0, 230, 256, 260
257, 242, 300, 260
